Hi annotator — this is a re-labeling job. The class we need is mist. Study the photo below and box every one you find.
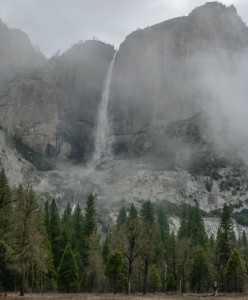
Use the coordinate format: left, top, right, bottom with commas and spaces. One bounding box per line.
192, 50, 248, 164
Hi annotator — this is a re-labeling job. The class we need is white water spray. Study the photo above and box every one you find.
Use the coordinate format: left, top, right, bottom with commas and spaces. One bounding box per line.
92, 52, 116, 165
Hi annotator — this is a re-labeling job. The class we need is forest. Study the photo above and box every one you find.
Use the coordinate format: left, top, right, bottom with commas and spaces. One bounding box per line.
0, 167, 247, 296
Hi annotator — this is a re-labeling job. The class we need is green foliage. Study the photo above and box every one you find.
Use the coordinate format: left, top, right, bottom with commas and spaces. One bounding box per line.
190, 201, 208, 248
5, 133, 53, 171
44, 200, 50, 236
149, 264, 162, 292
102, 235, 111, 265
116, 207, 127, 231
224, 249, 243, 292
233, 209, 248, 226
217, 203, 235, 266
57, 243, 79, 293
190, 247, 209, 293
128, 203, 138, 220
85, 193, 97, 237
49, 199, 62, 268
178, 201, 207, 248
156, 205, 170, 244
140, 200, 154, 224
177, 204, 188, 240
166, 274, 176, 291
167, 232, 178, 289
104, 250, 127, 293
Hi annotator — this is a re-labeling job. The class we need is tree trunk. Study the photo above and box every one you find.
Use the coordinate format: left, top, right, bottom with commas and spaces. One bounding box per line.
143, 259, 148, 295
234, 272, 237, 293
20, 254, 25, 296
114, 273, 117, 294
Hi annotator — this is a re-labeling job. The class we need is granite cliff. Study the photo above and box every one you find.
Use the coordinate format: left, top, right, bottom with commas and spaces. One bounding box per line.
1, 3, 248, 230
109, 2, 248, 155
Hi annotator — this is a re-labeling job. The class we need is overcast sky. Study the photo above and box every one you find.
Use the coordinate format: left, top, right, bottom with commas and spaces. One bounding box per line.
0, 0, 248, 57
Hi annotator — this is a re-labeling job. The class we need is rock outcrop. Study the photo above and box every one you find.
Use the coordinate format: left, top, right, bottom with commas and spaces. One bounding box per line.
109, 2, 248, 154
0, 19, 46, 86
0, 36, 115, 162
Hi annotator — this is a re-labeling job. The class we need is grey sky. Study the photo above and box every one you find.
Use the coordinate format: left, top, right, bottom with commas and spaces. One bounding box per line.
1, 0, 248, 57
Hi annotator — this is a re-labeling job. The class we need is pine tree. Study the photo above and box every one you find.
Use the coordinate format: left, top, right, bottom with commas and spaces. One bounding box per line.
241, 231, 248, 276
44, 200, 50, 237
0, 168, 12, 291
62, 202, 72, 230
149, 264, 162, 292
102, 235, 111, 265
9, 184, 53, 295
57, 243, 79, 292
85, 193, 97, 237
129, 203, 138, 220
0, 168, 12, 209
217, 203, 235, 266
49, 199, 61, 268
156, 205, 169, 245
140, 200, 154, 224
178, 204, 188, 240
105, 250, 126, 294
191, 201, 207, 248
116, 207, 127, 231
167, 232, 178, 291
224, 249, 243, 292
215, 203, 236, 292
140, 200, 158, 295
72, 204, 84, 242
190, 247, 209, 293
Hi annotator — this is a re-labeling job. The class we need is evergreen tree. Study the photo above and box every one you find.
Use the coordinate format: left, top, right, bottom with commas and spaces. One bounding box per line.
102, 235, 111, 265
0, 168, 12, 291
192, 201, 207, 248
85, 193, 97, 237
177, 204, 188, 240
224, 249, 243, 292
105, 250, 126, 294
44, 200, 50, 237
209, 233, 215, 250
217, 203, 235, 266
9, 184, 53, 295
241, 231, 248, 276
49, 199, 61, 268
140, 200, 158, 295
156, 205, 170, 245
149, 264, 162, 293
190, 247, 209, 293
129, 203, 138, 220
116, 207, 127, 231
167, 232, 178, 291
61, 202, 72, 230
140, 200, 154, 224
0, 168, 12, 209
72, 204, 84, 242
57, 243, 79, 292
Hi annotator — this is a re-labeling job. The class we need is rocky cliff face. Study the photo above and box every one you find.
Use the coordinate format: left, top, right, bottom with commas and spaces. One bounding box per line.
1, 3, 247, 162
109, 2, 248, 155
1, 3, 248, 233
0, 35, 115, 162
0, 19, 46, 86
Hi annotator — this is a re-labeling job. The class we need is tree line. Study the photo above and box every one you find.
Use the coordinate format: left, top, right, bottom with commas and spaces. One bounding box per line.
0, 167, 248, 295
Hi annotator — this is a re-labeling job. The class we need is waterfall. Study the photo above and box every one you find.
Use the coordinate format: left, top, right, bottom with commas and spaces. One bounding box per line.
92, 52, 116, 165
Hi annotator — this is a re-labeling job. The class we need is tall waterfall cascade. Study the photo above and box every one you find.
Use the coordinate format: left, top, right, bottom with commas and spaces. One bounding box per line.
92, 52, 116, 165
